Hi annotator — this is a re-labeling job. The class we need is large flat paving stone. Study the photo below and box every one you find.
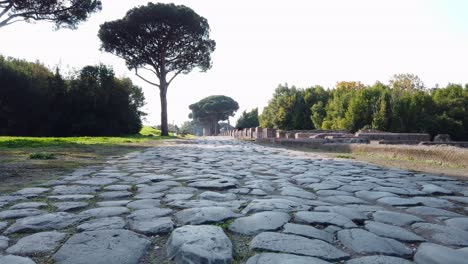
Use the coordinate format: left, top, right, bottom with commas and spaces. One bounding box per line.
127, 208, 173, 221
0, 255, 36, 264
337, 229, 412, 257
294, 211, 357, 228
414, 242, 468, 264
246, 253, 331, 264
346, 255, 414, 264
198, 191, 237, 201
79, 207, 129, 218
126, 199, 161, 209
167, 225, 233, 264
365, 221, 425, 242
412, 222, 468, 246
6, 231, 66, 256
445, 218, 468, 231
242, 199, 310, 214
188, 178, 238, 190
228, 211, 290, 235
4, 212, 85, 234
0, 209, 45, 220
406, 206, 463, 217
77, 217, 126, 232
0, 236, 8, 250
373, 211, 423, 226
52, 185, 100, 195
54, 202, 88, 212
282, 223, 334, 243
129, 217, 174, 235
250, 232, 349, 261
9, 202, 48, 210
53, 229, 151, 264
174, 206, 240, 225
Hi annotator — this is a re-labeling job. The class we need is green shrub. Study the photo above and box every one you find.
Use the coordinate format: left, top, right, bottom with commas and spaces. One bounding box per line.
29, 153, 56, 160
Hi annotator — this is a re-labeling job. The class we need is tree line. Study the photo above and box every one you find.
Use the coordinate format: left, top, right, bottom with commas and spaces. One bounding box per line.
259, 74, 468, 140
0, 56, 145, 136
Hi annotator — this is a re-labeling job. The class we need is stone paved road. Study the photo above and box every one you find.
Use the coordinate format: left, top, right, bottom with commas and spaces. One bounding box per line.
1, 138, 468, 264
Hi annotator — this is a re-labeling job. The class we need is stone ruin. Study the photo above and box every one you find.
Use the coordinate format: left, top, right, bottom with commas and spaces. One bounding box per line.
220, 127, 467, 148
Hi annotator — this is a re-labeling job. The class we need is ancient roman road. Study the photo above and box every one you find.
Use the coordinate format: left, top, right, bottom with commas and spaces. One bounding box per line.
1, 138, 468, 264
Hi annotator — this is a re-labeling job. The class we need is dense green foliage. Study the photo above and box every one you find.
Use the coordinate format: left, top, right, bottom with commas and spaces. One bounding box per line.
99, 3, 215, 136
189, 95, 239, 135
0, 56, 145, 136
260, 74, 468, 140
236, 108, 259, 129
0, 0, 101, 28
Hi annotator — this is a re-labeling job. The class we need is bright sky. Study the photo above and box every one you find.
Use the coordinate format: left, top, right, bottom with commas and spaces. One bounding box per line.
1, 0, 468, 126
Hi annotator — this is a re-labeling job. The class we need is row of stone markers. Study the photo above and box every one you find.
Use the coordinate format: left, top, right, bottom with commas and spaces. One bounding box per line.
0, 138, 468, 264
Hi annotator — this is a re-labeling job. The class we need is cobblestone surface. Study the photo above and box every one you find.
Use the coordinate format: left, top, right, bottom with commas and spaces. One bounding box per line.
0, 138, 467, 263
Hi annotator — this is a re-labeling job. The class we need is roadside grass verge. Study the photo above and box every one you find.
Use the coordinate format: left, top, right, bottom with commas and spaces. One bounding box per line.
0, 126, 192, 193
258, 141, 468, 178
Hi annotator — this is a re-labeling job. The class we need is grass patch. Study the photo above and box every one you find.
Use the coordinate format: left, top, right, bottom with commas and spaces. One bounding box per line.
335, 154, 354, 159
0, 126, 186, 194
29, 152, 56, 160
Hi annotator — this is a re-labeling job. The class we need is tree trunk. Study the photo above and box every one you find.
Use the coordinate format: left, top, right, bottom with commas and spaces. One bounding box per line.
160, 81, 169, 136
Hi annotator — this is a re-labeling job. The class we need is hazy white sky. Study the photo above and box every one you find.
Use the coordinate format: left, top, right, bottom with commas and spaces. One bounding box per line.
1, 0, 468, 126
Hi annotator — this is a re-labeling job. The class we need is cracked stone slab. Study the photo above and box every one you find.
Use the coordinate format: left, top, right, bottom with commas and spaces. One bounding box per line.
337, 229, 412, 257
250, 232, 349, 261
246, 253, 331, 264
53, 229, 151, 264
167, 225, 233, 264
175, 206, 240, 225
6, 231, 66, 256
228, 211, 290, 235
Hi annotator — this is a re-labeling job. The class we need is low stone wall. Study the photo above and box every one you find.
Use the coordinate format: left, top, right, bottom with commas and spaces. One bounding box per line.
419, 141, 468, 148
310, 133, 355, 139
378, 140, 422, 145
222, 128, 466, 148
356, 132, 431, 141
